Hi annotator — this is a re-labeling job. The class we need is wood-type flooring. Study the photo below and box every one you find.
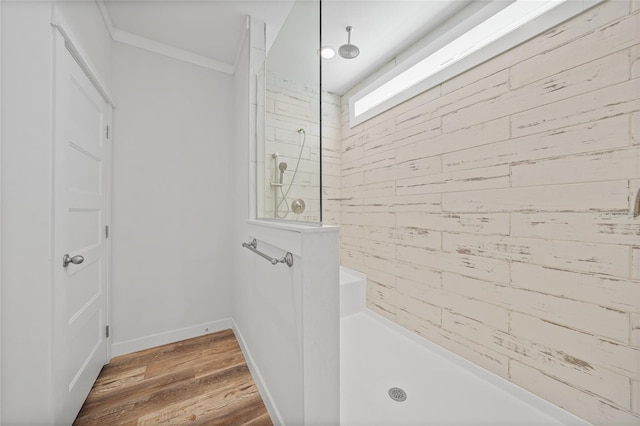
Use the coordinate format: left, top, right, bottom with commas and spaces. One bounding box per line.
74, 329, 272, 425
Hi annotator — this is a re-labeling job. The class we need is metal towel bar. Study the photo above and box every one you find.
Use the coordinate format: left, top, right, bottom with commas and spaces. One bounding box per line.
242, 239, 294, 267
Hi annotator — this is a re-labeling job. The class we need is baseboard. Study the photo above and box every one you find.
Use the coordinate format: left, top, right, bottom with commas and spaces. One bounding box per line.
110, 318, 234, 358
231, 319, 283, 426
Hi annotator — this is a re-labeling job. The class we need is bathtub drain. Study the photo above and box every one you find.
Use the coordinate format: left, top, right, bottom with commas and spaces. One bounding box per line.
388, 387, 407, 402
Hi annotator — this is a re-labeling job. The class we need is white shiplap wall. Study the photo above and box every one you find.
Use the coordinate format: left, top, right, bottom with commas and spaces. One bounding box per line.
332, 1, 640, 424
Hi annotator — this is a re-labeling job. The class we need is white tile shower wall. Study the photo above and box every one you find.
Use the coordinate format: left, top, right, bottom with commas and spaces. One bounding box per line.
261, 71, 341, 222
331, 1, 640, 424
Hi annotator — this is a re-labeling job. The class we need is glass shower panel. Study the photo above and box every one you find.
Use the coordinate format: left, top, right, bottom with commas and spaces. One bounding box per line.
256, 0, 321, 223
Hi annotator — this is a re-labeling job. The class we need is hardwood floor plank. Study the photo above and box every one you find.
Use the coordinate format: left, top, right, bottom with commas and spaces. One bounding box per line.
136, 373, 261, 424
74, 330, 271, 425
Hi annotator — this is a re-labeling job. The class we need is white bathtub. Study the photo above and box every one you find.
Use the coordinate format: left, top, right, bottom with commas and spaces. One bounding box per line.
338, 266, 588, 426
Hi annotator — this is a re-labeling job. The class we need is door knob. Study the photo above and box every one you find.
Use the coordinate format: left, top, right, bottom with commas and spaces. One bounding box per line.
63, 254, 84, 268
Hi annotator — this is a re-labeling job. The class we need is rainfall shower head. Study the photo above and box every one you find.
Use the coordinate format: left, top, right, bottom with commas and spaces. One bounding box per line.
339, 26, 360, 59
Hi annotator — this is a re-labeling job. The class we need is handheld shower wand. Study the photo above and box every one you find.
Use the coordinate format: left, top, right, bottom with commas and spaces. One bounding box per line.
279, 162, 288, 184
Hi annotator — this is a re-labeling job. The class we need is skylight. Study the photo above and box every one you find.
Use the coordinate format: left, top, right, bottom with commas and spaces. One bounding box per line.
349, 0, 603, 126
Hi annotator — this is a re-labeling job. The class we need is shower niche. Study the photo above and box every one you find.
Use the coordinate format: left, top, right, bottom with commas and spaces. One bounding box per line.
256, 0, 322, 223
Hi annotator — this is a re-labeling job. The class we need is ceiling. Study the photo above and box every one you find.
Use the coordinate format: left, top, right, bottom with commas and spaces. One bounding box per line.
102, 0, 474, 95
321, 1, 471, 94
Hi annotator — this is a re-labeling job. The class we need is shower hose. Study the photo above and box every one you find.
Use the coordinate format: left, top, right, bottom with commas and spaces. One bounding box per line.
276, 128, 306, 218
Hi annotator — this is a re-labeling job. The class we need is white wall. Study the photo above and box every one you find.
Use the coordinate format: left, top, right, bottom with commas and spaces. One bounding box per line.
233, 19, 340, 425
0, 2, 111, 423
110, 42, 235, 353
1, 3, 54, 422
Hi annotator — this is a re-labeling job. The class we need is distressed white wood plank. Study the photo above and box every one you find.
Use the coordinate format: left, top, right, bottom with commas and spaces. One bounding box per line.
510, 10, 639, 89
395, 275, 442, 305
341, 211, 395, 228
363, 253, 403, 277
633, 247, 640, 280
442, 181, 629, 213
395, 290, 442, 326
441, 272, 507, 305
511, 211, 640, 245
363, 226, 442, 250
441, 310, 504, 349
445, 51, 631, 133
442, 272, 630, 343
397, 212, 509, 235
512, 148, 640, 188
510, 312, 640, 379
343, 156, 391, 181
633, 379, 640, 416
441, 67, 509, 98
443, 115, 630, 172
632, 313, 640, 348
400, 69, 509, 129
322, 161, 341, 177
340, 224, 364, 240
342, 127, 365, 152
365, 118, 441, 158
341, 144, 363, 165
633, 44, 640, 79
364, 156, 441, 185
446, 312, 632, 409
362, 116, 396, 145
347, 181, 395, 199
396, 165, 510, 196
435, 290, 510, 332
411, 321, 510, 378
340, 199, 363, 214
511, 262, 640, 314
509, 361, 640, 426
396, 118, 510, 162
444, 233, 630, 277
394, 86, 442, 131
340, 247, 364, 269
367, 280, 398, 321
502, 287, 630, 343
511, 78, 640, 138
397, 245, 510, 284
360, 265, 397, 290
395, 309, 443, 339
394, 262, 442, 287
341, 171, 363, 189
346, 149, 396, 175
341, 236, 397, 260
363, 193, 441, 213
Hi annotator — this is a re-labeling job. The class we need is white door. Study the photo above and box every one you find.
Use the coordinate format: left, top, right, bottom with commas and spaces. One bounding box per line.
52, 32, 110, 424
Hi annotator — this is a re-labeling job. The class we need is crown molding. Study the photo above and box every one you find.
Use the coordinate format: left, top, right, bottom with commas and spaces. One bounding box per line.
96, 0, 116, 40
232, 16, 251, 73
113, 28, 235, 74
95, 0, 237, 75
